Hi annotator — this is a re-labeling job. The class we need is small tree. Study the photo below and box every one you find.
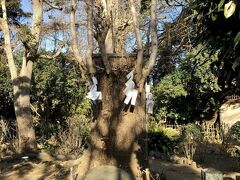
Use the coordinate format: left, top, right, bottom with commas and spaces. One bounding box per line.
181, 123, 202, 163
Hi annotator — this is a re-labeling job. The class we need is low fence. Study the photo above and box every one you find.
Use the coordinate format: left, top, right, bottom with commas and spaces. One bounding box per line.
160, 123, 228, 143
163, 124, 183, 131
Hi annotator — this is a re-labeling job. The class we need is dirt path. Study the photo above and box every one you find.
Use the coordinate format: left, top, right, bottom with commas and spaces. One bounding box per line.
149, 158, 240, 180
149, 159, 201, 180
0, 157, 239, 180
0, 159, 71, 180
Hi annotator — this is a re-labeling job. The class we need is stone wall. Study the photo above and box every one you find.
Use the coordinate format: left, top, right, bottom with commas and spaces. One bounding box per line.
219, 99, 240, 128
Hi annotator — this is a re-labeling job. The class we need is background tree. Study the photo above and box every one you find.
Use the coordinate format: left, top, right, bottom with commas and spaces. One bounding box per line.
0, 0, 63, 153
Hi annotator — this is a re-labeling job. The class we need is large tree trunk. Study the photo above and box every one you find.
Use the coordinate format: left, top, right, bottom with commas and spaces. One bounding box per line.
76, 56, 146, 180
13, 60, 36, 153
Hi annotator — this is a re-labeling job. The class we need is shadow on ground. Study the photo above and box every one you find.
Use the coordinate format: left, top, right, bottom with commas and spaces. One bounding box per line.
0, 157, 70, 180
149, 158, 201, 180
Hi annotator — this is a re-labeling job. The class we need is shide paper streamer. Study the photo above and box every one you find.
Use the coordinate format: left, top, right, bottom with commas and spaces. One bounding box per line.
86, 76, 102, 101
145, 83, 154, 114
124, 70, 138, 106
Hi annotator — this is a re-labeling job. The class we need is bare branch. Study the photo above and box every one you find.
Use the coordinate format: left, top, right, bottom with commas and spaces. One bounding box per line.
39, 45, 63, 59
1, 0, 17, 79
32, 0, 43, 46
70, 0, 87, 75
139, 0, 158, 92
85, 0, 96, 74
91, 1, 111, 74
130, 0, 143, 82
43, 0, 62, 10
100, 0, 107, 15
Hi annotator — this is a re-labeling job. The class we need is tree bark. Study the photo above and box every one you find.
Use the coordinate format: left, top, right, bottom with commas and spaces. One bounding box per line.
13, 58, 36, 152
75, 57, 146, 180
1, 0, 43, 153
70, 0, 87, 76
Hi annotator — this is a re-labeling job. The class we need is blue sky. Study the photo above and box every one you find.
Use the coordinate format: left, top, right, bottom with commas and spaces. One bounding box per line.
21, 0, 32, 13
19, 1, 182, 53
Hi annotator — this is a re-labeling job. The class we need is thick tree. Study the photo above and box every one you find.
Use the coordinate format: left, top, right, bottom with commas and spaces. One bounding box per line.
68, 0, 158, 179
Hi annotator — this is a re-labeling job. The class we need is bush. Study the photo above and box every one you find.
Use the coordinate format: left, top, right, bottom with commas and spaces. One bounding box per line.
56, 114, 91, 156
0, 119, 18, 156
229, 121, 240, 143
226, 121, 240, 158
181, 123, 202, 161
181, 123, 202, 144
148, 121, 181, 156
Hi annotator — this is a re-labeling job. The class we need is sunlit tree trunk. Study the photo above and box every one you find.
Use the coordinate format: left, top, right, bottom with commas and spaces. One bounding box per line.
0, 0, 44, 152
13, 58, 36, 152
75, 57, 146, 179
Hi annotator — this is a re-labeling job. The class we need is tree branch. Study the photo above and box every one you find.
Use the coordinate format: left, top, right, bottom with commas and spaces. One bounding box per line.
43, 0, 62, 10
85, 0, 96, 74
70, 0, 87, 76
91, 1, 111, 74
138, 0, 158, 92
32, 0, 43, 47
130, 0, 144, 82
39, 45, 63, 59
1, 0, 18, 80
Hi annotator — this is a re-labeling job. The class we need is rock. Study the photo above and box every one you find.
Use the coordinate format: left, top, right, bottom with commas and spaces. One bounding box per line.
55, 154, 66, 160
66, 154, 77, 160
177, 157, 184, 165
201, 168, 223, 180
182, 158, 187, 165
85, 165, 133, 180
186, 158, 192, 165
170, 155, 180, 163
190, 161, 197, 168
37, 152, 53, 162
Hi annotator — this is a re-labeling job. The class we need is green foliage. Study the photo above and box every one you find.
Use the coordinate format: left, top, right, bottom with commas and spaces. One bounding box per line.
155, 70, 188, 99
188, 0, 240, 90
153, 70, 188, 122
148, 121, 181, 154
226, 121, 240, 158
31, 55, 91, 138
229, 121, 240, 143
148, 121, 180, 139
181, 123, 202, 160
153, 44, 220, 123
227, 146, 240, 158
181, 123, 202, 144
0, 57, 14, 119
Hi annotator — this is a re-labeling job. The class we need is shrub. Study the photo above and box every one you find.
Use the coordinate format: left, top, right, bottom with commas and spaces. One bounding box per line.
229, 121, 240, 143
226, 121, 240, 159
56, 114, 91, 156
148, 121, 181, 155
181, 123, 202, 161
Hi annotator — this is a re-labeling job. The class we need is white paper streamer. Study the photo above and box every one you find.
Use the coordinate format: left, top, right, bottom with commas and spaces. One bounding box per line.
146, 82, 154, 114
124, 70, 138, 106
86, 76, 102, 101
